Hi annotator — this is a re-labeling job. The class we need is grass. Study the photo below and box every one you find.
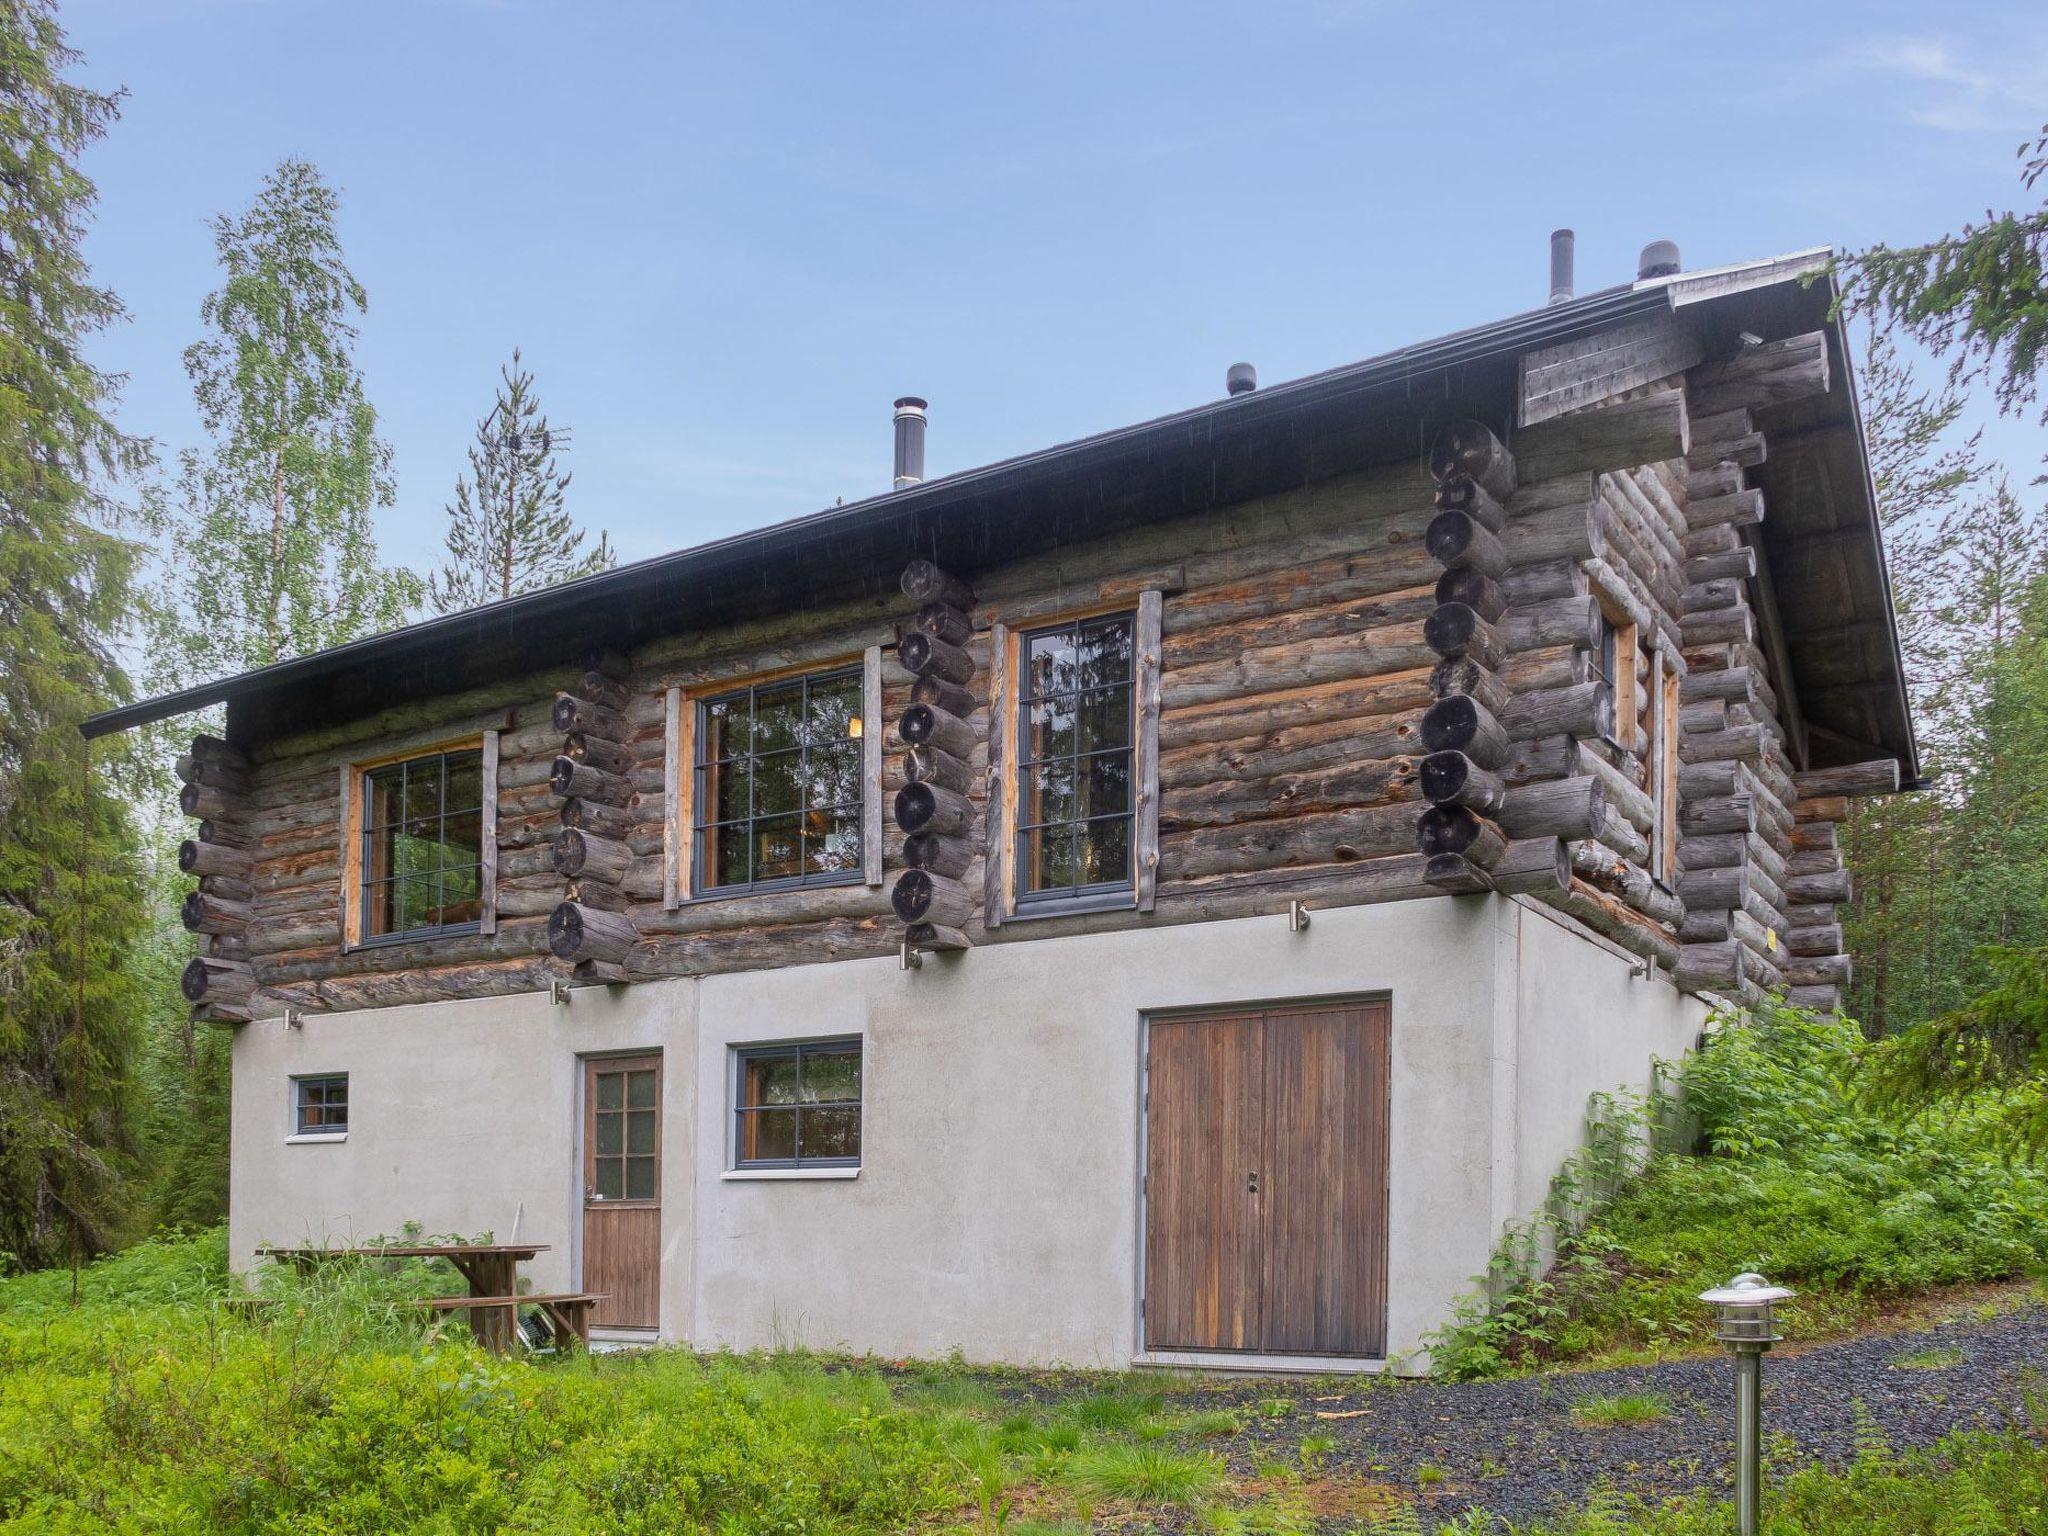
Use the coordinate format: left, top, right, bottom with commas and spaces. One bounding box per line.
1063, 1442, 1225, 1503
1892, 1346, 1968, 1370
1568, 1391, 1674, 1428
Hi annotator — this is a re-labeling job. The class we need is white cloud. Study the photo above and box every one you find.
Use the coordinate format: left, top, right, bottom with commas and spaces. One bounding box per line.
1844, 33, 2048, 133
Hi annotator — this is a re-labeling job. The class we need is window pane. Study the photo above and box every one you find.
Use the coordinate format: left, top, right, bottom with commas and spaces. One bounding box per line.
1026, 629, 1079, 698
595, 1159, 623, 1199
705, 822, 749, 888
1027, 824, 1081, 892
626, 1157, 657, 1200
366, 765, 404, 830
1080, 687, 1133, 753
744, 1052, 801, 1107
627, 1110, 656, 1154
441, 811, 483, 866
804, 675, 862, 747
1084, 750, 1132, 818
626, 1069, 656, 1109
1024, 757, 1078, 828
800, 1106, 861, 1161
804, 743, 862, 811
753, 816, 802, 882
396, 875, 438, 931
1082, 815, 1133, 885
596, 1111, 623, 1156
1026, 696, 1079, 763
801, 1048, 860, 1104
1078, 618, 1133, 686
444, 752, 484, 814
753, 682, 804, 756
707, 756, 751, 828
743, 1107, 798, 1162
806, 811, 861, 876
597, 1073, 623, 1111
438, 866, 482, 925
753, 750, 802, 818
401, 762, 440, 827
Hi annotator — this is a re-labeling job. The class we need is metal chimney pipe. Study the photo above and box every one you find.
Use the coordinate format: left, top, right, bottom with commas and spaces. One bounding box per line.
1638, 240, 1682, 280
1226, 362, 1257, 396
1548, 229, 1575, 306
892, 397, 927, 489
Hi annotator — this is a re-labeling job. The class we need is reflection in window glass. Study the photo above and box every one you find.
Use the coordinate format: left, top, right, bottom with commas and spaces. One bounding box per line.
696, 669, 865, 893
293, 1075, 348, 1136
1016, 614, 1135, 902
733, 1039, 862, 1168
361, 748, 485, 938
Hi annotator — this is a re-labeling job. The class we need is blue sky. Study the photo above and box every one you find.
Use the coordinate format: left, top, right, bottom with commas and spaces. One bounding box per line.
66, 0, 2048, 577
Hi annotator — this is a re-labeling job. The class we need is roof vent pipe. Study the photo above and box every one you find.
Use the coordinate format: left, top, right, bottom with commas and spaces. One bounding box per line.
1547, 228, 1575, 306
892, 397, 927, 489
1226, 362, 1257, 396
1637, 239, 1682, 280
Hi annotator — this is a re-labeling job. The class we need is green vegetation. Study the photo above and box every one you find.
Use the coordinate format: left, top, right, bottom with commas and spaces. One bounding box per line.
1428, 1001, 2048, 1376
1567, 1392, 1672, 1429
1891, 1347, 1967, 1371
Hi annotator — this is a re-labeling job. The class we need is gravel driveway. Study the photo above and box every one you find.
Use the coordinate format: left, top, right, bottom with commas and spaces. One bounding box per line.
1162, 1301, 2048, 1527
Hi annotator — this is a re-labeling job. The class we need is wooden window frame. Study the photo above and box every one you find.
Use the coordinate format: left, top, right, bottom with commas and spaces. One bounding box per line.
664, 651, 882, 908
338, 731, 497, 952
291, 1073, 349, 1137
729, 1037, 863, 1171
987, 593, 1162, 923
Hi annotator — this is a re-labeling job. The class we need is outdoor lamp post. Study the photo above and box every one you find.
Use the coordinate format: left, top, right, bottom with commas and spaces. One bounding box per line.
1699, 1271, 1795, 1536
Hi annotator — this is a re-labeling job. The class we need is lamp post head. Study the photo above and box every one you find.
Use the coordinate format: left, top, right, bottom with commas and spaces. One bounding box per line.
1700, 1271, 1795, 1348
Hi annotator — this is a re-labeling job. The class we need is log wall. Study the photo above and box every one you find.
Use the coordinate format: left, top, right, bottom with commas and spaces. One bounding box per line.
177, 325, 1900, 1020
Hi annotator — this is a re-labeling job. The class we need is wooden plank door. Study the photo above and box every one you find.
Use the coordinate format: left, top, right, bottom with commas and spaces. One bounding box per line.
581, 1053, 662, 1329
1144, 1012, 1266, 1350
1259, 1002, 1390, 1357
1144, 1002, 1390, 1358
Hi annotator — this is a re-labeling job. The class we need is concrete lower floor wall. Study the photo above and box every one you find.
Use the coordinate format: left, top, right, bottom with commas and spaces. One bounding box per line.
228, 894, 1705, 1370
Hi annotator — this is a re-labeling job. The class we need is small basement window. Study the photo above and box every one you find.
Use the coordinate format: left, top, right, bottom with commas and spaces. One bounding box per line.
293, 1074, 348, 1136
357, 745, 486, 941
732, 1039, 862, 1169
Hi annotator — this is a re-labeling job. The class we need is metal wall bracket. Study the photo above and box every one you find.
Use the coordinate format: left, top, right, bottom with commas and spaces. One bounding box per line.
1288, 899, 1311, 933
282, 1007, 304, 1030
899, 940, 924, 971
548, 976, 571, 1006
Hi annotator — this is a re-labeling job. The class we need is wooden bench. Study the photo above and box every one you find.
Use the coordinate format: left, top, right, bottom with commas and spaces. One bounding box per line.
413, 1292, 607, 1351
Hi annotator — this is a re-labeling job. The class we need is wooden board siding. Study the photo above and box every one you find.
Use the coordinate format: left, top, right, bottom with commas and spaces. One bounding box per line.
1145, 1002, 1390, 1358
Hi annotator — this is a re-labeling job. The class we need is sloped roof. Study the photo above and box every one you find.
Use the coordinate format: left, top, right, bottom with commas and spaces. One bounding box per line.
83, 254, 1916, 779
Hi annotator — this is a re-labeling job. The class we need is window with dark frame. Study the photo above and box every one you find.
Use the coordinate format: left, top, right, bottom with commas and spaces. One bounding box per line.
695, 668, 865, 895
360, 747, 484, 941
293, 1074, 348, 1136
1016, 613, 1136, 907
733, 1039, 862, 1168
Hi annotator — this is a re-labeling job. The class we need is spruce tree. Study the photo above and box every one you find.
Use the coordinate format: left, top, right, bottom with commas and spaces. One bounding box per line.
0, 0, 154, 1269
427, 350, 611, 613
157, 158, 420, 681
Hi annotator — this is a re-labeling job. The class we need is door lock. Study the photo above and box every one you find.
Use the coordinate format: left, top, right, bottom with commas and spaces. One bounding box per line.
1247, 1170, 1260, 1195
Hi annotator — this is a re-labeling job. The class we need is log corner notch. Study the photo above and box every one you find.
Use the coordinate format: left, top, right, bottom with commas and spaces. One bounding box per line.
546, 647, 639, 983
1420, 421, 1518, 894
176, 734, 255, 1024
892, 560, 976, 957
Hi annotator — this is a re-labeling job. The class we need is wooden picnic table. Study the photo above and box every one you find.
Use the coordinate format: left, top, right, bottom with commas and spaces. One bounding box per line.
257, 1242, 593, 1352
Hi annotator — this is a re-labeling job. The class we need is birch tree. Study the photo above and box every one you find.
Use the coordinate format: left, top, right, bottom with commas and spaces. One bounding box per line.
158, 158, 419, 682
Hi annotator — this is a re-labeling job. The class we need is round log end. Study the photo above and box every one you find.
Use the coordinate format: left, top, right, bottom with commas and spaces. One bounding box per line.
549, 694, 582, 734
898, 702, 937, 748
177, 839, 200, 873
179, 890, 206, 931
552, 826, 588, 877
890, 867, 938, 924
1419, 750, 1472, 805
1423, 602, 1481, 658
897, 631, 937, 677
547, 902, 585, 960
179, 955, 211, 1003
1424, 509, 1476, 567
1420, 693, 1480, 755
893, 781, 936, 834
548, 756, 577, 798
178, 782, 202, 816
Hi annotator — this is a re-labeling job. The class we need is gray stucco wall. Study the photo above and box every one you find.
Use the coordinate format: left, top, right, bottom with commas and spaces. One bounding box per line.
228, 894, 1705, 1369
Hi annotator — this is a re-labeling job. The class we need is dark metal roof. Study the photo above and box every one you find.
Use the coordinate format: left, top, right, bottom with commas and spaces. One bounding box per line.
84, 266, 1914, 781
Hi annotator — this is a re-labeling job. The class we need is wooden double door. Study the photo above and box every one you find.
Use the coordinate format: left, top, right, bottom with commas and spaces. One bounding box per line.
1144, 1001, 1391, 1358
581, 1053, 662, 1330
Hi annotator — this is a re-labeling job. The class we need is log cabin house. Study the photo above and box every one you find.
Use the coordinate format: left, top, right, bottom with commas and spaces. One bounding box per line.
89, 240, 1915, 1369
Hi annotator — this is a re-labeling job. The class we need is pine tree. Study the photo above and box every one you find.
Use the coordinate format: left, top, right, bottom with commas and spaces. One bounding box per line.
0, 0, 155, 1269
157, 158, 420, 682
427, 350, 610, 613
